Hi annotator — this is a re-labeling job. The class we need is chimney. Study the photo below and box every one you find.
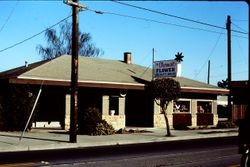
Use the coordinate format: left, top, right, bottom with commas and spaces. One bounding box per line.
124, 52, 132, 64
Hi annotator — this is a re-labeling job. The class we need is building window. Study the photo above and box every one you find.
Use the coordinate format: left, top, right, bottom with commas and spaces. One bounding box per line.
109, 96, 118, 115
197, 101, 212, 113
174, 100, 190, 113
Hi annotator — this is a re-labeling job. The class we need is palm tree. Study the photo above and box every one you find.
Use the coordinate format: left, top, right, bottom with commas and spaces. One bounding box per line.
37, 20, 103, 60
174, 52, 184, 63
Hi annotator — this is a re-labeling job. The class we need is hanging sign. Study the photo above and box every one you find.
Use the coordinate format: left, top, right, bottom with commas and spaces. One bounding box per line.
153, 59, 177, 78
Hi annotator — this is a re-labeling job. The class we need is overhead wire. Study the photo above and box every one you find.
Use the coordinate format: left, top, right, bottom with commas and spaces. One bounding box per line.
89, 9, 224, 35
211, 70, 248, 79
0, 15, 72, 53
87, 4, 248, 81
232, 22, 247, 34
111, 0, 248, 35
0, 2, 248, 54
86, 8, 247, 39
193, 29, 224, 80
0, 0, 20, 33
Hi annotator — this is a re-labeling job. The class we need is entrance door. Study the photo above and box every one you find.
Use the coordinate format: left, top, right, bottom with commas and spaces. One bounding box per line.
125, 91, 153, 127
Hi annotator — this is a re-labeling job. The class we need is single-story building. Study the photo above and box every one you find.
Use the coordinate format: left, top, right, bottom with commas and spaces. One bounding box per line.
0, 53, 229, 130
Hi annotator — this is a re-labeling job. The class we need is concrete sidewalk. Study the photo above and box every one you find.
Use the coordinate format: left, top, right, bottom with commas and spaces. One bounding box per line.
0, 128, 238, 153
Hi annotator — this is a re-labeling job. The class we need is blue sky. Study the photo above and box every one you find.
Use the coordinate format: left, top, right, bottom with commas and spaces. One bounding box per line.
0, 1, 248, 85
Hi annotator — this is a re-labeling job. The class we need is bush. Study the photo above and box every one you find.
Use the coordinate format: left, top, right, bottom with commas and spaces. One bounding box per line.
93, 120, 115, 135
216, 120, 237, 129
78, 107, 115, 135
0, 85, 36, 131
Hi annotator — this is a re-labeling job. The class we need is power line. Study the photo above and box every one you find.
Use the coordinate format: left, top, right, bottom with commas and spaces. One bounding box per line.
232, 19, 248, 22
193, 30, 223, 79
211, 70, 248, 78
0, 0, 19, 33
88, 9, 224, 34
0, 3, 247, 54
232, 22, 247, 34
111, 0, 248, 35
0, 15, 71, 53
86, 8, 247, 39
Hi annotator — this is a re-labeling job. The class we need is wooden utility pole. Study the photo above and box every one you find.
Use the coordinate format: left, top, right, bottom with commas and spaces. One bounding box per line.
64, 0, 82, 143
152, 48, 155, 80
63, 0, 87, 143
248, 9, 250, 103
207, 60, 210, 84
226, 15, 232, 120
70, 0, 79, 143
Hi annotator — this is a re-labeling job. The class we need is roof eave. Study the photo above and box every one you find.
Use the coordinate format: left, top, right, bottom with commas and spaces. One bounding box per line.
8, 78, 145, 90
181, 86, 229, 95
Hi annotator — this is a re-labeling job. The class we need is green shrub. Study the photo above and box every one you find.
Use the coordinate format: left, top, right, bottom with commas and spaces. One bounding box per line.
216, 120, 237, 129
78, 107, 115, 135
92, 120, 115, 135
0, 85, 36, 131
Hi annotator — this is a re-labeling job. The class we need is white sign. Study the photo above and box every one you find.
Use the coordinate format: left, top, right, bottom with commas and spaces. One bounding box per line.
153, 59, 177, 78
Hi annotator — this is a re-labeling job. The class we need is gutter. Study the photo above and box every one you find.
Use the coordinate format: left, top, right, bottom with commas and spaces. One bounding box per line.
9, 77, 146, 90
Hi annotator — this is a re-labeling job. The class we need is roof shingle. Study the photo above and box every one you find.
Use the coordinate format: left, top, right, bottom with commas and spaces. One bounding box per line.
0, 55, 228, 94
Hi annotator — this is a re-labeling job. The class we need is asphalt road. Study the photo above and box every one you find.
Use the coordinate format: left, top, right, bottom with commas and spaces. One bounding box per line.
0, 136, 240, 167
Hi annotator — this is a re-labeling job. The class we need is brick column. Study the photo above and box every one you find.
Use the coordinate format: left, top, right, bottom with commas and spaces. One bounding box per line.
102, 95, 125, 129
191, 99, 197, 127
64, 94, 71, 131
153, 99, 165, 128
102, 95, 109, 115
212, 100, 218, 126
118, 97, 125, 115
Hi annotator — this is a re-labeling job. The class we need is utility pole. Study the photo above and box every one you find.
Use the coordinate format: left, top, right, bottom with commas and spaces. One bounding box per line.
226, 15, 232, 120
152, 48, 155, 80
64, 0, 87, 143
70, 0, 79, 143
248, 9, 250, 103
207, 60, 210, 84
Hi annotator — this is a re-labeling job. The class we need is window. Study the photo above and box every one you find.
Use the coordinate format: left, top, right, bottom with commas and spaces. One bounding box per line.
109, 96, 118, 115
197, 101, 212, 113
174, 100, 190, 113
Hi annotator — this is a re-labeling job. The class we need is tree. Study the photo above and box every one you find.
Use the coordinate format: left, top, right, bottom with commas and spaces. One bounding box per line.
37, 20, 103, 60
174, 52, 184, 63
151, 78, 181, 136
217, 78, 229, 88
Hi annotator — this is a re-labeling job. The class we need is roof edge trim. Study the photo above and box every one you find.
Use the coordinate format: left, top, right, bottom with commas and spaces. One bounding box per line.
182, 86, 229, 92
17, 76, 145, 87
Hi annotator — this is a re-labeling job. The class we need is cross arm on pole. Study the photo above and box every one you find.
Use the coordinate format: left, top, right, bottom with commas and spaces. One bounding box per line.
63, 0, 88, 9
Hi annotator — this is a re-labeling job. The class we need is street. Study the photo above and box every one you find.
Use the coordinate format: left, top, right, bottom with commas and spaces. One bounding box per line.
0, 136, 240, 167
53, 147, 240, 167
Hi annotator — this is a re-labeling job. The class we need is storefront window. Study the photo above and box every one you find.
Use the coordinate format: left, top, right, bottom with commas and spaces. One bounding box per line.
174, 100, 190, 113
197, 101, 212, 113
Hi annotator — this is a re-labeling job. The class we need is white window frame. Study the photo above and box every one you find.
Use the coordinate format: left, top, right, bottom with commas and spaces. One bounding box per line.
173, 99, 191, 113
196, 99, 213, 114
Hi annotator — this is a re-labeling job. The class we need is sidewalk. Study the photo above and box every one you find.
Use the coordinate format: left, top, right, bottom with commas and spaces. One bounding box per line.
0, 128, 238, 153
